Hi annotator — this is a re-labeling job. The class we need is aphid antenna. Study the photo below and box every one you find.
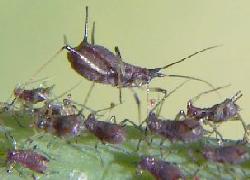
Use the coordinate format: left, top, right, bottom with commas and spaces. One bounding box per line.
190, 84, 231, 104
82, 82, 95, 107
160, 45, 222, 70
151, 45, 222, 90
232, 90, 243, 102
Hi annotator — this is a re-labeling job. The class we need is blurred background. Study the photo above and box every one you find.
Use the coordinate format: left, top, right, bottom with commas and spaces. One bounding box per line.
0, 0, 249, 139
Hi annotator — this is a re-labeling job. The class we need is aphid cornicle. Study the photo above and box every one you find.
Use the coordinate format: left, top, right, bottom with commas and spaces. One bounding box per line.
84, 113, 126, 144
202, 144, 249, 164
137, 156, 186, 180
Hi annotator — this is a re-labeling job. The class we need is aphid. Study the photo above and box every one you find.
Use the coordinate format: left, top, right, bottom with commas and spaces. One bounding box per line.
7, 150, 49, 174
5, 134, 49, 174
187, 90, 249, 141
203, 144, 249, 164
147, 112, 203, 143
84, 113, 127, 144
35, 113, 85, 138
136, 156, 186, 180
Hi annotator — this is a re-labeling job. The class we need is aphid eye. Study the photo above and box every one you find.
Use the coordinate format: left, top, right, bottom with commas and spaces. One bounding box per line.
37, 119, 46, 129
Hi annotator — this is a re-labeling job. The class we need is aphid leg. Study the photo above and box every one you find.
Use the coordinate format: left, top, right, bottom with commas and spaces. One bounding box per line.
175, 110, 187, 121
146, 87, 167, 113
130, 88, 142, 123
5, 133, 17, 150
94, 142, 104, 167
206, 121, 224, 144
159, 138, 165, 158
83, 82, 95, 107
114, 46, 125, 104
235, 113, 250, 142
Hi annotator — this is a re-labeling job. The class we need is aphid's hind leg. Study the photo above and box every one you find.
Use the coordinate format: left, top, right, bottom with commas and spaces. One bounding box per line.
109, 116, 117, 124
114, 46, 125, 104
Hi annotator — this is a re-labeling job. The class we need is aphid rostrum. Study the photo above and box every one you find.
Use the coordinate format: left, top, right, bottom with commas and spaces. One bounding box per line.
137, 156, 186, 180
5, 134, 49, 174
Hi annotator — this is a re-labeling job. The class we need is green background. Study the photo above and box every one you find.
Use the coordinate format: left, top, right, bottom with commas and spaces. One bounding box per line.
0, 0, 249, 140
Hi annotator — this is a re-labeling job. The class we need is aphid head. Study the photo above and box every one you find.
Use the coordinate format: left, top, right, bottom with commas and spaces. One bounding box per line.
84, 114, 96, 131
137, 156, 156, 174
187, 101, 205, 119
7, 151, 17, 159
148, 68, 165, 79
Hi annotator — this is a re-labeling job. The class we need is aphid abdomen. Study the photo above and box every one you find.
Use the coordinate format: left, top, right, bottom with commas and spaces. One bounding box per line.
212, 99, 239, 122
67, 43, 118, 85
93, 121, 126, 144
52, 115, 85, 137
7, 150, 49, 173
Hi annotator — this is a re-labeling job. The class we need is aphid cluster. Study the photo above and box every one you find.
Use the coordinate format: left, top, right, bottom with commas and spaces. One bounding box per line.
0, 5, 249, 180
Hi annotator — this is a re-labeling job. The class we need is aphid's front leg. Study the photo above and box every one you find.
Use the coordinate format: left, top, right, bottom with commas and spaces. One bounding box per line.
94, 142, 104, 167
83, 82, 95, 107
206, 121, 224, 144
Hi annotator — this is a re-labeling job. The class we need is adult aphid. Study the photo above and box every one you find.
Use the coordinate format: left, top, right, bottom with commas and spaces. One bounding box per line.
136, 156, 186, 180
203, 144, 249, 164
34, 6, 219, 110
5, 134, 49, 174
187, 90, 249, 141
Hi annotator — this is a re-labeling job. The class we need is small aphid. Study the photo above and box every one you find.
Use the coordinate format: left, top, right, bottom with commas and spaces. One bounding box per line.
7, 150, 49, 174
187, 91, 242, 123
84, 114, 126, 144
203, 144, 249, 164
137, 156, 186, 180
187, 91, 250, 141
147, 112, 203, 143
5, 134, 49, 174
36, 113, 85, 138
14, 85, 54, 105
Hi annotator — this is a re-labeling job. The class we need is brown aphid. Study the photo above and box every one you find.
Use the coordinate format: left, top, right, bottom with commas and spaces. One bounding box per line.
14, 85, 54, 105
147, 112, 203, 143
63, 6, 218, 89
137, 156, 186, 180
187, 91, 242, 123
36, 113, 85, 138
7, 149, 49, 174
203, 144, 249, 164
84, 114, 126, 144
